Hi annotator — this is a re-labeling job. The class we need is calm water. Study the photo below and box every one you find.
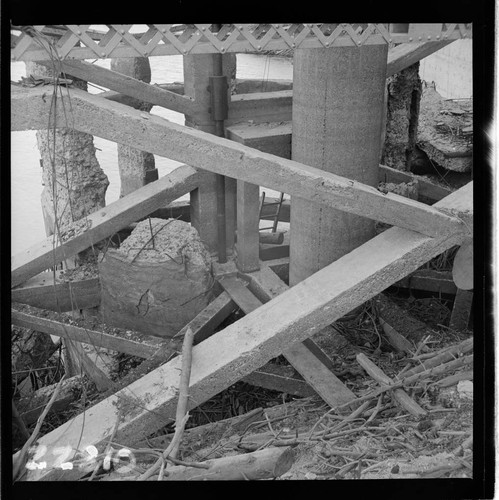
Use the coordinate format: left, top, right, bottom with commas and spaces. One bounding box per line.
11, 53, 293, 254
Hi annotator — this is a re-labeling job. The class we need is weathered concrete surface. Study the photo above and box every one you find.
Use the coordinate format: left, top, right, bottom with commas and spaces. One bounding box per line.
290, 45, 388, 285
183, 53, 237, 253
25, 62, 109, 239
99, 218, 214, 338
381, 63, 422, 171
110, 57, 158, 196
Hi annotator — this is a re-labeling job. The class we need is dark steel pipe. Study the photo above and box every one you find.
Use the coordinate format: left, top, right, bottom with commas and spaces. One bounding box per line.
211, 25, 228, 263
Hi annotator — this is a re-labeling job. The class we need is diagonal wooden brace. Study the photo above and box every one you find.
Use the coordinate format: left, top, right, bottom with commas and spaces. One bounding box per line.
218, 272, 357, 408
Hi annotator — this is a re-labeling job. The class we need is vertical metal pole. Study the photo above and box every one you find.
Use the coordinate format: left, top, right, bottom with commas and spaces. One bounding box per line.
212, 25, 227, 263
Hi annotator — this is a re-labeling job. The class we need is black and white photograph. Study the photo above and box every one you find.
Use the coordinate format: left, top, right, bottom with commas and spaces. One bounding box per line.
5, 17, 495, 499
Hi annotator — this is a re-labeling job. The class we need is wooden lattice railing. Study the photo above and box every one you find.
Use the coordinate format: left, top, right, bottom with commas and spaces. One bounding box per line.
11, 23, 472, 61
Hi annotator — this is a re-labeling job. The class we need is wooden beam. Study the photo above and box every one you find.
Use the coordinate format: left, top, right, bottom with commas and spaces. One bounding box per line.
11, 85, 471, 241
218, 274, 357, 407
228, 90, 292, 125
22, 183, 471, 480
379, 164, 453, 202
11, 273, 101, 312
38, 60, 196, 115
449, 289, 474, 331
260, 244, 289, 261
63, 339, 114, 392
393, 269, 457, 295
11, 307, 169, 359
98, 82, 185, 106
11, 164, 199, 287
175, 291, 238, 345
386, 40, 455, 77
236, 181, 260, 272
242, 364, 316, 398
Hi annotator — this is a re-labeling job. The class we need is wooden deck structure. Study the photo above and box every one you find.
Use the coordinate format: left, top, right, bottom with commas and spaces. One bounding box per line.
10, 24, 473, 480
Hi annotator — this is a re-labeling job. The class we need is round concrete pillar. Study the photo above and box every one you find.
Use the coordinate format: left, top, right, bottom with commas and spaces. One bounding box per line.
290, 45, 388, 286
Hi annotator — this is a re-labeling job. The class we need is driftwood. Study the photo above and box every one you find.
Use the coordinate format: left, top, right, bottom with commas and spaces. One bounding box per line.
100, 446, 295, 481
402, 338, 473, 378
356, 353, 427, 417
379, 318, 414, 354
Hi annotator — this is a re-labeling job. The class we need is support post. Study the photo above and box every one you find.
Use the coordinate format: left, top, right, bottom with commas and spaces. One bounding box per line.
236, 181, 260, 272
290, 45, 388, 285
183, 53, 237, 255
110, 57, 158, 196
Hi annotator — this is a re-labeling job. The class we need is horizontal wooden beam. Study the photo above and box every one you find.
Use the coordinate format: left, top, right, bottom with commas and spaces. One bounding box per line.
11, 164, 199, 287
22, 182, 472, 481
11, 306, 169, 359
394, 269, 457, 295
228, 90, 292, 125
98, 82, 185, 106
386, 39, 455, 77
11, 85, 471, 242
38, 60, 196, 115
379, 164, 453, 202
93, 40, 453, 121
11, 273, 100, 311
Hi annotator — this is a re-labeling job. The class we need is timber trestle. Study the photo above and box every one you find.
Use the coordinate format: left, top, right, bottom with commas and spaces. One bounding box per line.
10, 23, 473, 480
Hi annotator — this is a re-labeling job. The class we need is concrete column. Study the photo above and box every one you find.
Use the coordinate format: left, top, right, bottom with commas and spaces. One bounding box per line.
110, 57, 158, 196
290, 45, 388, 286
25, 62, 109, 240
183, 53, 237, 254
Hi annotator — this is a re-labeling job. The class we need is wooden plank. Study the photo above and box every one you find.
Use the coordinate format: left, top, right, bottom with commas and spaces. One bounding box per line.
11, 84, 471, 241
228, 90, 292, 125
64, 338, 114, 392
260, 244, 289, 261
235, 78, 293, 93
393, 269, 457, 295
242, 266, 358, 408
11, 164, 199, 287
22, 163, 472, 482
98, 82, 185, 106
386, 40, 455, 77
174, 291, 238, 345
449, 289, 474, 331
242, 364, 316, 397
378, 164, 453, 202
38, 59, 196, 115
219, 274, 356, 407
236, 181, 260, 272
218, 275, 262, 314
11, 307, 169, 359
11, 273, 101, 312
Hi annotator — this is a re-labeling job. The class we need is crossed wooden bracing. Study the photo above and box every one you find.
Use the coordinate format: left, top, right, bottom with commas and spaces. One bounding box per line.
11, 23, 472, 61
11, 38, 473, 480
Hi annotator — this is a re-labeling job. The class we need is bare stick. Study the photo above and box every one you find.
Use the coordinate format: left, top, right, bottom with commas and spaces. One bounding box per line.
137, 326, 194, 481
13, 375, 66, 481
